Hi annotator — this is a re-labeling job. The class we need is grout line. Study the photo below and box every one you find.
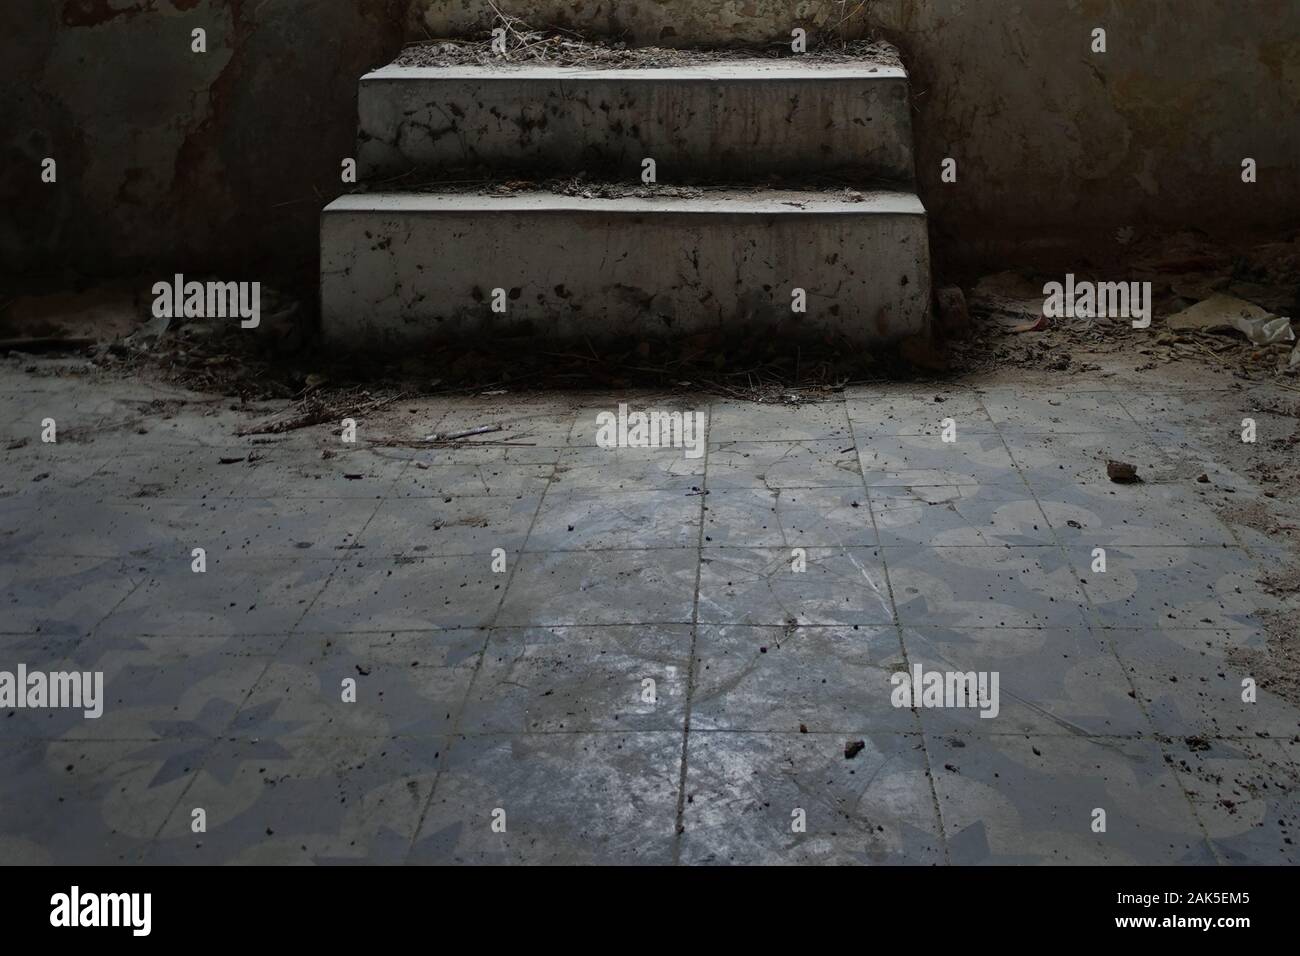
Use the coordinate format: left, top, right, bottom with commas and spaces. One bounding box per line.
672, 401, 711, 865
401, 426, 560, 863
851, 397, 950, 864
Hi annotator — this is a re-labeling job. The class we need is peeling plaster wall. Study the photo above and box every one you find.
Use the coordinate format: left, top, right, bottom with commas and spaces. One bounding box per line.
4, 0, 1298, 285
2, 0, 409, 284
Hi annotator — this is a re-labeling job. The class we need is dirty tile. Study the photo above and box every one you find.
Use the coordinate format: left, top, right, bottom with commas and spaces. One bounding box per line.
95, 556, 335, 637
360, 495, 539, 556
496, 549, 698, 626
690, 625, 914, 733
1111, 629, 1300, 738
702, 486, 874, 548
0, 739, 198, 864
859, 433, 1019, 487
0, 555, 143, 639
1167, 736, 1300, 864
146, 735, 444, 864
0, 445, 110, 498
299, 555, 506, 632
552, 444, 704, 492
708, 400, 848, 442
900, 626, 1149, 736
847, 388, 994, 436
679, 732, 943, 864
409, 732, 680, 864
233, 449, 409, 498
527, 489, 700, 551
389, 461, 554, 497
463, 625, 691, 733
887, 545, 1090, 629
230, 629, 484, 739
1004, 430, 1182, 489
927, 734, 1213, 864
1081, 545, 1285, 630
979, 389, 1137, 433
698, 546, 893, 626
1035, 482, 1236, 546
82, 446, 262, 499
869, 483, 1052, 547
706, 439, 862, 489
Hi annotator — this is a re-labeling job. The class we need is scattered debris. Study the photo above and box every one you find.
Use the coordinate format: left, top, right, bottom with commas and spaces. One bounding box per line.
237, 392, 404, 436
1012, 315, 1051, 334
394, 19, 899, 71
426, 424, 502, 441
1166, 293, 1295, 347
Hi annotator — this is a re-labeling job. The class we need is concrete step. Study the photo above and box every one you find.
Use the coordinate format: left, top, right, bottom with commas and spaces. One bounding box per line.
356, 59, 914, 183
320, 188, 930, 348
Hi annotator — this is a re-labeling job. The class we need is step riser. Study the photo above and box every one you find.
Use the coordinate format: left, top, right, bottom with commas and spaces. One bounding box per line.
321, 197, 930, 348
357, 68, 914, 183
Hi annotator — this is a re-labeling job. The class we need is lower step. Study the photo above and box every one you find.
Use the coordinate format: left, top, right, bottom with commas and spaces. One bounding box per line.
320, 188, 930, 348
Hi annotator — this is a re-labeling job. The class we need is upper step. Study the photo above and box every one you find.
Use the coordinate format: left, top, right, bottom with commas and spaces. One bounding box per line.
357, 59, 915, 184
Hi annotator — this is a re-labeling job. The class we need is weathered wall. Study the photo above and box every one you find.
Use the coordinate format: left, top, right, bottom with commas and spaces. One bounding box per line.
1, 0, 408, 286
4, 0, 1298, 286
414, 0, 1300, 268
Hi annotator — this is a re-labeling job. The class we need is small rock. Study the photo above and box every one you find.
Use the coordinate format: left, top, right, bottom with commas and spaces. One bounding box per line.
1106, 460, 1140, 483
844, 740, 866, 759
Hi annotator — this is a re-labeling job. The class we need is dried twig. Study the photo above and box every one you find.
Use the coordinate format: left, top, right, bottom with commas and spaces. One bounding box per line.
237, 393, 404, 436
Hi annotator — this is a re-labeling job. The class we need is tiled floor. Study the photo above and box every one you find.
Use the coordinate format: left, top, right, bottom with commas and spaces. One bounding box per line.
2, 364, 1299, 864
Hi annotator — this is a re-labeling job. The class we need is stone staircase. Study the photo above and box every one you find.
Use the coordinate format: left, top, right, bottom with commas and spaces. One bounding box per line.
320, 47, 931, 348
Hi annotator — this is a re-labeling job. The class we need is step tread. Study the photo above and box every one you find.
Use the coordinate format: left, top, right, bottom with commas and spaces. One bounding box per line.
363, 60, 907, 82
326, 188, 926, 216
